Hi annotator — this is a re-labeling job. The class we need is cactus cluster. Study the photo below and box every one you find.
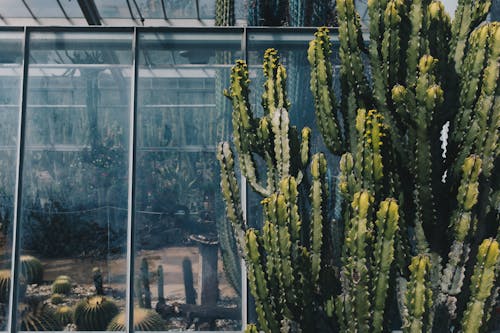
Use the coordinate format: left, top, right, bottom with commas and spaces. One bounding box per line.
217, 0, 500, 331
73, 295, 118, 330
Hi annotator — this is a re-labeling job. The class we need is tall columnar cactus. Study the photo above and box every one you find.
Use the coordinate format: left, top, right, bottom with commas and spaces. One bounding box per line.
218, 0, 500, 331
215, 0, 234, 26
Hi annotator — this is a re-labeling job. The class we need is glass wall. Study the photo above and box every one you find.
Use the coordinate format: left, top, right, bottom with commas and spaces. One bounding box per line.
17, 31, 133, 331
0, 30, 23, 331
134, 30, 242, 331
0, 27, 342, 332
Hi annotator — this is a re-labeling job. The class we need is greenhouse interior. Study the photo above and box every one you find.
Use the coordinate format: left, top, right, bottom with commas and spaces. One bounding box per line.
0, 0, 498, 332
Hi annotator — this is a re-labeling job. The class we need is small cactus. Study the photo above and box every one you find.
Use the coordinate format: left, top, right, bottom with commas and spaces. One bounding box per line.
51, 276, 72, 295
107, 307, 165, 331
20, 255, 43, 284
55, 305, 73, 326
73, 296, 118, 330
50, 293, 64, 305
93, 267, 104, 295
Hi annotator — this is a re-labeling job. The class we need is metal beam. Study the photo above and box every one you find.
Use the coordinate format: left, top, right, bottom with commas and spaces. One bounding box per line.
77, 0, 101, 25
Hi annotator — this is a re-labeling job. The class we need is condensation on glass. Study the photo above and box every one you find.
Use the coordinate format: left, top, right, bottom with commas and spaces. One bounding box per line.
134, 30, 243, 331
0, 30, 23, 331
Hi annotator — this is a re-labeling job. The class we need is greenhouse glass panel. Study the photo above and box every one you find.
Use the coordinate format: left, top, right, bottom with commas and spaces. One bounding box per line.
0, 30, 23, 331
16, 31, 133, 332
134, 30, 243, 331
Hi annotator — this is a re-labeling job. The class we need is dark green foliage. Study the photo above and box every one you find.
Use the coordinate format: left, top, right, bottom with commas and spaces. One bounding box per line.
73, 296, 118, 331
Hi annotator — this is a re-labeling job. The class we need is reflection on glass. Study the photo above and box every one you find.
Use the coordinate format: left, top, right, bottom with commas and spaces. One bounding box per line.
0, 31, 23, 331
17, 32, 132, 331
134, 32, 242, 331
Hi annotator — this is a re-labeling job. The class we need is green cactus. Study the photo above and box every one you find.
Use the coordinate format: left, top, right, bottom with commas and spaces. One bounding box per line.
50, 293, 64, 305
107, 308, 165, 331
55, 305, 73, 326
215, 0, 234, 26
93, 267, 104, 295
20, 255, 43, 284
157, 265, 165, 304
73, 296, 119, 330
182, 258, 196, 305
51, 276, 72, 295
461, 239, 500, 332
20, 302, 61, 331
402, 255, 434, 333
140, 258, 152, 309
217, 1, 499, 330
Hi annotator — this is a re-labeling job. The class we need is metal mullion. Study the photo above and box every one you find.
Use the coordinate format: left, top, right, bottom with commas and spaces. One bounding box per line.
55, 0, 71, 21
126, 26, 139, 333
160, 0, 168, 21
8, 26, 30, 333
240, 26, 248, 332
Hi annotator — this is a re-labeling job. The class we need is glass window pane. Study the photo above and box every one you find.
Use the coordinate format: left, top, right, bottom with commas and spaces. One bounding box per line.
17, 31, 132, 332
23, 0, 66, 18
134, 31, 242, 331
0, 0, 32, 17
0, 31, 23, 332
164, 0, 197, 19
135, 0, 164, 19
94, 0, 133, 18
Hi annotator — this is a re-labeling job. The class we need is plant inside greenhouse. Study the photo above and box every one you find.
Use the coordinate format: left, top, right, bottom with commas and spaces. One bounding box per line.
217, 0, 500, 332
0, 0, 497, 332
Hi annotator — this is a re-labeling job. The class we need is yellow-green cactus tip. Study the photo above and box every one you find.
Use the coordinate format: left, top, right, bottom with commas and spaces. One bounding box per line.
418, 55, 437, 74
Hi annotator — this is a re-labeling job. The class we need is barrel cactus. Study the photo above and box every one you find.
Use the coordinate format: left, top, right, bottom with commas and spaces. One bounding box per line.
107, 307, 165, 331
55, 305, 73, 326
50, 293, 64, 305
20, 302, 61, 331
0, 269, 10, 303
73, 296, 119, 330
20, 255, 43, 284
51, 276, 72, 295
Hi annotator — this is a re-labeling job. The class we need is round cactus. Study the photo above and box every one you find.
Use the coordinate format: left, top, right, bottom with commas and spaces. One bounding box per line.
20, 255, 43, 284
107, 307, 165, 331
20, 302, 61, 331
51, 276, 72, 295
50, 293, 64, 305
0, 269, 10, 303
55, 305, 73, 326
73, 296, 119, 330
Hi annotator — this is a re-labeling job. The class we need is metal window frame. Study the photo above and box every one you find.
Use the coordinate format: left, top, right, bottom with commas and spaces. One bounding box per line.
0, 25, 338, 333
